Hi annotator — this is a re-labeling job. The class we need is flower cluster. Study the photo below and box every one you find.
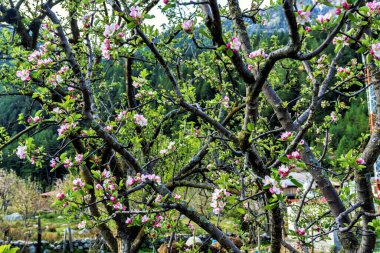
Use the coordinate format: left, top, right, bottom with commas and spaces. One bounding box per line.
249, 49, 267, 59
72, 178, 85, 191
126, 173, 161, 187
16, 70, 31, 82
182, 20, 194, 33
221, 96, 230, 108
210, 188, 230, 215
370, 43, 380, 60
263, 175, 287, 195
336, 67, 350, 78
57, 122, 78, 136
295, 227, 306, 236
333, 35, 350, 46
50, 157, 59, 168
278, 165, 290, 178
101, 23, 120, 60
134, 114, 148, 127
16, 145, 27, 159
287, 150, 301, 160
226, 37, 241, 52
116, 111, 128, 121
280, 131, 292, 141
316, 12, 332, 24
356, 157, 365, 165
296, 10, 311, 25
159, 141, 176, 156
366, 1, 380, 15
130, 7, 142, 21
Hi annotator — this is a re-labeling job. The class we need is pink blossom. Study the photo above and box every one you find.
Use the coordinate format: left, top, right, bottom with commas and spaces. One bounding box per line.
342, 1, 350, 10
159, 149, 168, 155
16, 70, 31, 82
296, 10, 311, 25
221, 96, 230, 108
316, 13, 332, 23
249, 49, 267, 59
126, 218, 133, 224
168, 141, 176, 150
75, 153, 84, 164
73, 178, 85, 187
101, 39, 111, 60
226, 37, 241, 52
117, 111, 127, 121
278, 165, 290, 178
174, 194, 181, 201
269, 186, 282, 195
321, 196, 327, 203
77, 221, 86, 229
280, 131, 292, 141
248, 64, 253, 71
53, 107, 63, 114
108, 184, 116, 191
210, 189, 230, 214
130, 6, 142, 20
155, 194, 163, 203
291, 151, 301, 159
356, 157, 366, 165
305, 26, 311, 33
113, 202, 123, 210
16, 145, 27, 159
141, 215, 149, 223
366, 2, 380, 15
263, 175, 275, 186
32, 116, 42, 123
50, 158, 59, 168
104, 125, 113, 132
56, 192, 65, 201
370, 43, 380, 59
330, 112, 338, 122
63, 158, 73, 169
182, 20, 194, 33
103, 23, 120, 37
134, 114, 148, 127
96, 184, 102, 190
126, 177, 135, 187
102, 169, 111, 178
28, 50, 42, 61
295, 228, 306, 236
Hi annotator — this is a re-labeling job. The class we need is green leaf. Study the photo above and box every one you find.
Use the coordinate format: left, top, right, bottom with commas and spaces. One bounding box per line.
247, 123, 254, 132
356, 47, 367, 54
290, 178, 303, 188
226, 49, 233, 57
264, 202, 278, 210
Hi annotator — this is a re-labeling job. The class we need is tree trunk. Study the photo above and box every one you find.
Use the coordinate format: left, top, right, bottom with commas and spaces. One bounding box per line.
270, 204, 283, 253
118, 232, 133, 253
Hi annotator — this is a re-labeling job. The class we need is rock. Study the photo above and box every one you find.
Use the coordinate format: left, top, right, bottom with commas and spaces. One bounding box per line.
210, 236, 243, 253
158, 243, 182, 253
185, 236, 202, 247
78, 246, 83, 250
43, 249, 50, 253
79, 229, 89, 234
28, 245, 36, 253
3, 213, 23, 221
